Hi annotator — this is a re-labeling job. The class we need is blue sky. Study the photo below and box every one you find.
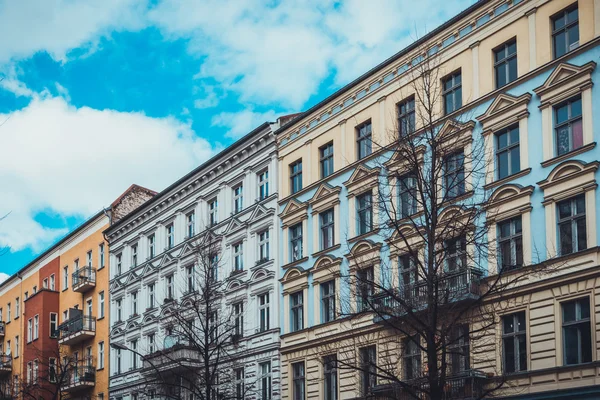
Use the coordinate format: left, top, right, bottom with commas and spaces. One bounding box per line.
0, 0, 473, 279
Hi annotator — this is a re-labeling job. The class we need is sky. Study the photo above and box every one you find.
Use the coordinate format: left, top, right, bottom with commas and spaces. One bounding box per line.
0, 0, 475, 279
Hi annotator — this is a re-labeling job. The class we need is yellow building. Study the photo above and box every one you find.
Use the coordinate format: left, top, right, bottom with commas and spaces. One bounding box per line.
275, 0, 600, 398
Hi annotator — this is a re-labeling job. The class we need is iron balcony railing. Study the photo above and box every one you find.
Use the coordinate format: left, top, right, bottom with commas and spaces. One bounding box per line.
372, 267, 483, 317
72, 266, 96, 288
0, 355, 11, 371
0, 322, 5, 336
65, 363, 95, 387
58, 316, 96, 339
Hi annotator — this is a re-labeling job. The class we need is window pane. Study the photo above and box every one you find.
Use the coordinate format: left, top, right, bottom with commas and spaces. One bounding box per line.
572, 119, 583, 150
517, 335, 527, 371
503, 337, 515, 373
559, 222, 573, 255
508, 57, 517, 83
563, 301, 576, 323
496, 66, 507, 88
576, 218, 587, 251
498, 152, 509, 179
554, 32, 566, 58
568, 25, 579, 47
497, 132, 508, 149
563, 326, 579, 365
555, 104, 569, 123
580, 300, 590, 319
511, 147, 520, 174
581, 323, 592, 363
558, 201, 572, 220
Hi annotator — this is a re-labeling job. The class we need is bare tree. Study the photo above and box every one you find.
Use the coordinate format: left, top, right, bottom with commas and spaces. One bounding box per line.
317, 45, 559, 400
136, 230, 258, 400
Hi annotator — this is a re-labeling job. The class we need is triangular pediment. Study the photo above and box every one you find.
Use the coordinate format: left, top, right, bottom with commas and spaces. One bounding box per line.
124, 271, 140, 286
308, 183, 341, 204
224, 217, 245, 235
477, 93, 532, 123
438, 119, 475, 139
248, 204, 273, 223
179, 241, 196, 259
534, 62, 596, 96
110, 280, 122, 292
343, 164, 380, 187
158, 253, 174, 268
141, 263, 156, 277
280, 198, 307, 217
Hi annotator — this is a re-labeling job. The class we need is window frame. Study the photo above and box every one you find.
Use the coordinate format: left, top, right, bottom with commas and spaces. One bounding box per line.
320, 142, 334, 179
290, 223, 303, 262
233, 184, 244, 214
443, 150, 466, 199
292, 361, 306, 400
557, 194, 587, 255
356, 120, 373, 160
319, 208, 335, 250
397, 96, 416, 137
551, 4, 579, 59
356, 191, 373, 235
442, 70, 462, 115
290, 291, 304, 332
497, 216, 523, 271
562, 297, 592, 365
320, 280, 336, 323
493, 38, 517, 89
290, 160, 303, 194
554, 96, 583, 156
495, 124, 521, 180
258, 169, 269, 200
502, 311, 527, 374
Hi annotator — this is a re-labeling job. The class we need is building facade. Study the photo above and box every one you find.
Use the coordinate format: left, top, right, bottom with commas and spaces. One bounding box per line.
105, 123, 281, 400
275, 0, 600, 398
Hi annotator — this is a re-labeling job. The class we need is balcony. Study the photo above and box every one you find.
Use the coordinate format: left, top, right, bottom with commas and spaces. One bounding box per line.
61, 364, 95, 393
142, 344, 201, 376
72, 266, 96, 293
373, 369, 489, 400
0, 356, 11, 375
58, 316, 96, 346
372, 267, 483, 321
0, 322, 5, 337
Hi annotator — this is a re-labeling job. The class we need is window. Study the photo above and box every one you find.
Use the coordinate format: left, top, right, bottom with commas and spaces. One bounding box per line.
357, 267, 374, 312
186, 265, 194, 293
292, 362, 305, 400
209, 312, 217, 341
147, 284, 155, 309
99, 291, 105, 318
63, 266, 69, 290
116, 348, 122, 374
502, 312, 527, 373
403, 337, 421, 380
323, 355, 337, 400
234, 367, 244, 400
148, 234, 156, 259
131, 339, 138, 369
131, 244, 138, 268
258, 293, 270, 332
498, 216, 523, 271
443, 70, 462, 115
356, 192, 373, 235
33, 359, 38, 383
399, 254, 418, 298
258, 230, 270, 262
562, 298, 591, 365
116, 254, 122, 276
357, 121, 372, 159
259, 361, 272, 400
320, 209, 334, 250
27, 362, 32, 384
496, 125, 520, 179
87, 250, 93, 268
148, 333, 155, 354
43, 278, 48, 289
398, 96, 415, 137
49, 358, 57, 383
444, 151, 465, 198
360, 346, 377, 395
5, 304, 10, 322
233, 184, 244, 213
558, 194, 587, 255
290, 291, 304, 332
132, 291, 138, 316
210, 255, 218, 282
290, 160, 303, 194
26, 319, 32, 342
448, 325, 470, 374
166, 275, 174, 300
258, 169, 269, 200
233, 242, 244, 271
187, 211, 195, 238
49, 313, 58, 338
116, 299, 123, 322
233, 302, 243, 337
14, 336, 19, 356
290, 223, 303, 262
445, 235, 467, 271
209, 199, 218, 226
33, 315, 38, 340
99, 243, 105, 268
15, 297, 19, 317
494, 39, 517, 88
98, 342, 105, 369
166, 224, 174, 249
50, 275, 55, 290
398, 173, 417, 219
74, 258, 79, 272
320, 142, 334, 178
552, 4, 579, 59
321, 280, 336, 323
554, 96, 583, 156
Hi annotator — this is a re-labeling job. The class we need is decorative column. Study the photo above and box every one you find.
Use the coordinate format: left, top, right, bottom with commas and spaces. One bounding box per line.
470, 41, 480, 100
527, 8, 537, 72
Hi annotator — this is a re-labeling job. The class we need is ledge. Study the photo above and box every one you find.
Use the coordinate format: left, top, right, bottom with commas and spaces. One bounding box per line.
541, 142, 596, 168
281, 257, 309, 270
311, 244, 341, 258
348, 228, 381, 244
484, 168, 532, 191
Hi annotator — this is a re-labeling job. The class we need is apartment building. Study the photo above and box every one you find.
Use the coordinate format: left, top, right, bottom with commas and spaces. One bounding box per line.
275, 0, 600, 398
105, 123, 281, 400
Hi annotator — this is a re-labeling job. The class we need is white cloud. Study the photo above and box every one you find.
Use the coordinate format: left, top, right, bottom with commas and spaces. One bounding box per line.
211, 109, 278, 139
0, 0, 146, 63
0, 96, 217, 252
0, 273, 9, 284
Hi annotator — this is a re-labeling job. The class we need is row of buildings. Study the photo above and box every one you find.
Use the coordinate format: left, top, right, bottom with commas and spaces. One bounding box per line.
1, 0, 600, 398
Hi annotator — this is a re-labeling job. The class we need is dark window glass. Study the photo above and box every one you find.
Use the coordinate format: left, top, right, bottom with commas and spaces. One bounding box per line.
292, 362, 305, 400
320, 209, 335, 250
290, 160, 303, 194
496, 125, 520, 180
357, 267, 374, 312
562, 298, 591, 365
554, 96, 583, 156
320, 142, 334, 178
360, 346, 377, 395
445, 235, 467, 271
557, 194, 586, 255
357, 192, 373, 235
290, 223, 303, 262
398, 173, 417, 218
290, 291, 304, 332
448, 325, 470, 375
323, 355, 338, 400
443, 71, 462, 115
403, 336, 421, 380
502, 312, 527, 373
398, 97, 416, 137
498, 216, 523, 271
444, 151, 465, 198
494, 39, 517, 88
321, 280, 336, 323
552, 5, 579, 59
357, 121, 372, 159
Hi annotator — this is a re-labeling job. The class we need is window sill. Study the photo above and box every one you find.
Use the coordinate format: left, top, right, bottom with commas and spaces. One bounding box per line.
483, 168, 532, 191
311, 244, 341, 258
541, 142, 596, 168
440, 190, 475, 206
348, 228, 381, 244
96, 367, 104, 371
281, 257, 309, 270
97, 316, 105, 321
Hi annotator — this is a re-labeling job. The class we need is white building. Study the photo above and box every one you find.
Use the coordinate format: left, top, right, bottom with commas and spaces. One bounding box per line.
105, 122, 281, 400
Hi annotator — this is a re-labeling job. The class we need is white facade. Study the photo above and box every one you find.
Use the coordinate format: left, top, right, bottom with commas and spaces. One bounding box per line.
106, 123, 281, 400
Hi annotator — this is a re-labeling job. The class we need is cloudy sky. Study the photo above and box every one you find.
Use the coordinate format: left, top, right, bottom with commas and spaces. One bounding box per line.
0, 0, 474, 278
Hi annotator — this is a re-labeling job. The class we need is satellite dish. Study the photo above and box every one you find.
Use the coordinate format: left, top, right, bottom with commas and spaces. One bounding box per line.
163, 335, 177, 349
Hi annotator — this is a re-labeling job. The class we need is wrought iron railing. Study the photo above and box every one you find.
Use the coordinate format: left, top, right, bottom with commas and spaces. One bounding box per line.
0, 355, 11, 370
58, 316, 96, 339
72, 266, 96, 288
66, 364, 95, 386
372, 267, 483, 316
0, 322, 5, 336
